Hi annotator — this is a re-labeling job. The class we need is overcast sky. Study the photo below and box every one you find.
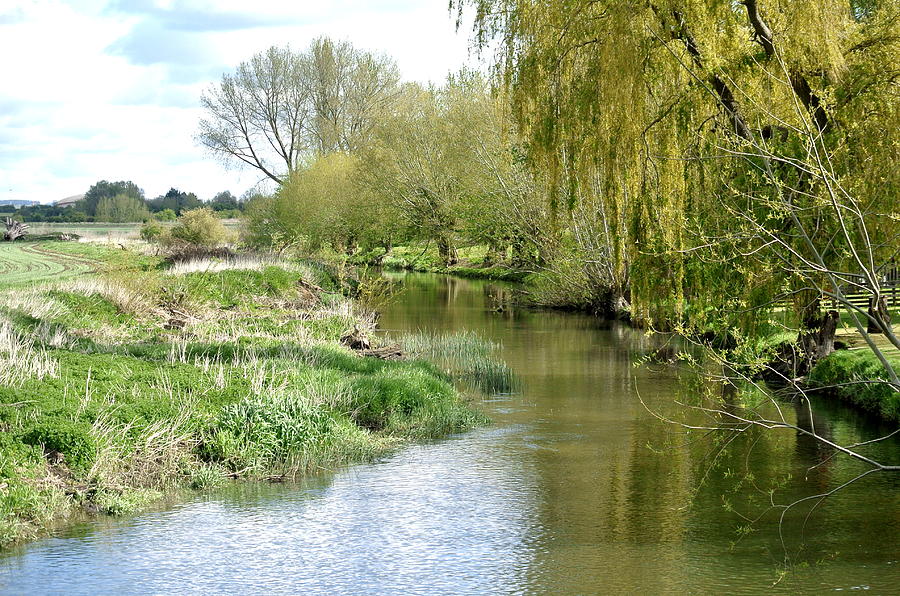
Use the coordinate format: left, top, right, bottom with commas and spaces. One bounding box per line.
0, 0, 478, 204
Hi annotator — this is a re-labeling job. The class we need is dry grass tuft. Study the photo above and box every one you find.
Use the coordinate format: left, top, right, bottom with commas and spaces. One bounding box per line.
0, 289, 65, 320
89, 404, 200, 492
63, 278, 155, 316
0, 319, 59, 386
166, 254, 301, 275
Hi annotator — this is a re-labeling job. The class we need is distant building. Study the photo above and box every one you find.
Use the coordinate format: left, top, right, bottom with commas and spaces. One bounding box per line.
0, 199, 40, 208
54, 194, 84, 208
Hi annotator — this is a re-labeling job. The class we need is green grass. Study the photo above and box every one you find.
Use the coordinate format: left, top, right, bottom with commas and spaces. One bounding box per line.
0, 242, 98, 285
0, 248, 489, 548
26, 221, 241, 241
0, 240, 162, 289
27, 222, 145, 240
808, 350, 900, 421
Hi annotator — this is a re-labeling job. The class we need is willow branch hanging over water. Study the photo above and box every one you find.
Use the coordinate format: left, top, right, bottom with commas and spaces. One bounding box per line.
453, 0, 900, 484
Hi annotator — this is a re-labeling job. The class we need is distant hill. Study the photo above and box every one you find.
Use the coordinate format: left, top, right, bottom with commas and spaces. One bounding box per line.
54, 194, 84, 208
0, 200, 40, 208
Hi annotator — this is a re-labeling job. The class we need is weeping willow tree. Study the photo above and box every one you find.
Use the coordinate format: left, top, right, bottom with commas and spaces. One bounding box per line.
456, 0, 900, 364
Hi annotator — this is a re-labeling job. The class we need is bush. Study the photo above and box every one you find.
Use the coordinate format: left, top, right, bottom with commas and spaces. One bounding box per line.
154, 208, 177, 221
169, 208, 228, 247
139, 221, 164, 242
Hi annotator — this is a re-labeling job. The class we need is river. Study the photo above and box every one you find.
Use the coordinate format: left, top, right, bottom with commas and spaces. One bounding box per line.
1, 272, 898, 594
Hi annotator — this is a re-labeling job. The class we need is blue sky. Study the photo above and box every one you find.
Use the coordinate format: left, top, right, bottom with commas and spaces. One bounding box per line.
0, 0, 477, 203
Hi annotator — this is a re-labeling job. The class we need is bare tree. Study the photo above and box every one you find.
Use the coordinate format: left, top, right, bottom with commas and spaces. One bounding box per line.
308, 38, 401, 153
198, 46, 310, 185
197, 38, 401, 184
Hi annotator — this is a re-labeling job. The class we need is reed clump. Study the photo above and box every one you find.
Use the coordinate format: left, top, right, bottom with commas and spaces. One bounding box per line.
398, 330, 518, 395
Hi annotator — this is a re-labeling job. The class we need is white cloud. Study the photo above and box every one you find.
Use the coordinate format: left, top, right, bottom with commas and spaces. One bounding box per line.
0, 0, 478, 204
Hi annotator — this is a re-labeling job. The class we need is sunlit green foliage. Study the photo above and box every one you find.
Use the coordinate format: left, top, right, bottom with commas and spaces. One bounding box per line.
169, 208, 229, 247
95, 193, 150, 223
273, 152, 400, 253
455, 0, 900, 349
81, 180, 145, 217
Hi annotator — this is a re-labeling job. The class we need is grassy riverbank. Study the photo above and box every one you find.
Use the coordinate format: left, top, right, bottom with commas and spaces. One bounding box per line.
809, 350, 900, 421
348, 242, 900, 421
0, 241, 489, 548
747, 309, 900, 420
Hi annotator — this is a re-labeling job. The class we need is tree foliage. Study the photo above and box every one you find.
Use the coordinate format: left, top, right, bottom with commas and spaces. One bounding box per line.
276, 153, 393, 252
197, 37, 400, 185
94, 194, 151, 223
147, 188, 202, 215
81, 180, 144, 217
358, 72, 548, 266
455, 0, 900, 342
210, 191, 240, 211
241, 71, 548, 269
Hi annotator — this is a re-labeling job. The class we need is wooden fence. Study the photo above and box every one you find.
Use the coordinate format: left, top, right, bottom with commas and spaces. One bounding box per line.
828, 265, 899, 309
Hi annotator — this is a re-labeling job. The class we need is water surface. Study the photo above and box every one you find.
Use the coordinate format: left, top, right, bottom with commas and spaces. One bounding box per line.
1, 272, 898, 594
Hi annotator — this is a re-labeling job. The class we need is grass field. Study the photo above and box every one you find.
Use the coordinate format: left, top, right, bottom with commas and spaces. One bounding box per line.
27, 222, 143, 240
26, 220, 241, 241
0, 242, 99, 285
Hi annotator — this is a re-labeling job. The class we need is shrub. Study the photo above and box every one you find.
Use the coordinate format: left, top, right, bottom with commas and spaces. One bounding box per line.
169, 208, 228, 247
154, 208, 177, 221
140, 221, 164, 242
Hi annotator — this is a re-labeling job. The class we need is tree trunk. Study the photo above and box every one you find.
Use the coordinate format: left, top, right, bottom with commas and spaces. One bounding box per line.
437, 236, 458, 267
484, 242, 502, 266
611, 290, 631, 322
797, 303, 839, 373
509, 237, 530, 268
4, 218, 28, 241
867, 294, 891, 334
345, 235, 358, 256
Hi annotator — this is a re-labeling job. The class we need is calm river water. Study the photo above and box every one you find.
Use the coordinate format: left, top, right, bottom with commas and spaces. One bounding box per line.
1, 272, 898, 594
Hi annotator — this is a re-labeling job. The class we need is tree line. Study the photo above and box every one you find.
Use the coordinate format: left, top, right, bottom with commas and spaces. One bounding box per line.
204, 9, 898, 382
15, 183, 246, 223
212, 39, 552, 274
